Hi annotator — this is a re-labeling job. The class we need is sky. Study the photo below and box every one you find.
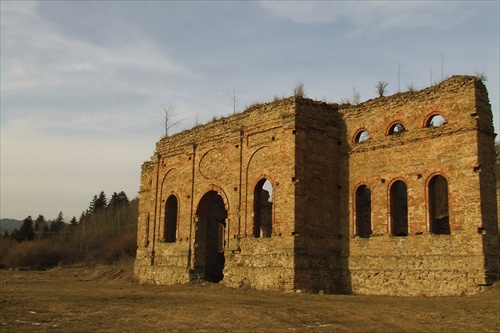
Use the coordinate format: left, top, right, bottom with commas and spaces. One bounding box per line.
1, 1, 499, 221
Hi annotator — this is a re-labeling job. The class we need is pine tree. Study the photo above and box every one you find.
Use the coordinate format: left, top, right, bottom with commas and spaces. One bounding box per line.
108, 191, 129, 209
10, 228, 20, 241
70, 216, 78, 226
34, 214, 47, 233
89, 191, 107, 212
50, 212, 65, 233
17, 216, 35, 241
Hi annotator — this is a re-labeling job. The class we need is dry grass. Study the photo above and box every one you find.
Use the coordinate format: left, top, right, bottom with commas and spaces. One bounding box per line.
1, 263, 499, 333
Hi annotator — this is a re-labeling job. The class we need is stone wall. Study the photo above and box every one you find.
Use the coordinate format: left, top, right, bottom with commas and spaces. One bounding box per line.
135, 97, 301, 290
341, 76, 498, 295
135, 75, 499, 296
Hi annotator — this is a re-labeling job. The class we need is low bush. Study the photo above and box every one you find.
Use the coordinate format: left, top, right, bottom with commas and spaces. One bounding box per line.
1, 239, 76, 269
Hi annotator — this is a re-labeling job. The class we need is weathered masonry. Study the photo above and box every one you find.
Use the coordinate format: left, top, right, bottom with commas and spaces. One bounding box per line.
135, 76, 499, 296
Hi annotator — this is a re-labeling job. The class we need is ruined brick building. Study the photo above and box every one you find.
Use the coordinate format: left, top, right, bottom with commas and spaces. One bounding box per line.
134, 76, 499, 296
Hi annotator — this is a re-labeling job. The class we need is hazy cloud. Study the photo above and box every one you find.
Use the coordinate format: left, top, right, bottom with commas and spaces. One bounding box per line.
259, 1, 478, 31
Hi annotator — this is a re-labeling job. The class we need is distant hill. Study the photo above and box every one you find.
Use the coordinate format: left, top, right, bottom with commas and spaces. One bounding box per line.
0, 218, 22, 232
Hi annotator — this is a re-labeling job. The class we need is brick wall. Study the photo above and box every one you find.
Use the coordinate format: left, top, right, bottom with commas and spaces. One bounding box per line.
135, 76, 499, 296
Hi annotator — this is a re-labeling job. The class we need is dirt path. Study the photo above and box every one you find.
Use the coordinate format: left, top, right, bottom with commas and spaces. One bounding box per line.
1, 266, 499, 332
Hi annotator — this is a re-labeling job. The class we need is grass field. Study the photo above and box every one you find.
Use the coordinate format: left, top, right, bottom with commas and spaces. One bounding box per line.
1, 263, 499, 333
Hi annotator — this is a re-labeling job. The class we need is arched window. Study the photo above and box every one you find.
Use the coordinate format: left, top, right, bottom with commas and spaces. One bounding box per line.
164, 195, 178, 242
253, 179, 273, 238
355, 130, 370, 143
388, 123, 405, 135
428, 175, 450, 234
355, 185, 372, 238
426, 114, 446, 127
390, 180, 408, 236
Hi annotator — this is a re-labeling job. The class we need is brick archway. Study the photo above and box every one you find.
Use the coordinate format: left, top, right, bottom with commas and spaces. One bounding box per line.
194, 190, 227, 283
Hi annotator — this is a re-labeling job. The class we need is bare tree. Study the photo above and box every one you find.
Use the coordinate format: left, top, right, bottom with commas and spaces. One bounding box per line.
340, 87, 361, 105
440, 53, 446, 82
194, 110, 202, 127
396, 63, 403, 92
351, 86, 361, 105
230, 86, 240, 115
429, 65, 433, 86
161, 104, 183, 137
375, 81, 388, 97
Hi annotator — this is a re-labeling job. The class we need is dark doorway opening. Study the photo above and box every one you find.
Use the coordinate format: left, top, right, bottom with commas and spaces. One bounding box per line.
390, 180, 408, 236
194, 191, 227, 283
429, 175, 450, 234
164, 195, 178, 242
355, 185, 371, 238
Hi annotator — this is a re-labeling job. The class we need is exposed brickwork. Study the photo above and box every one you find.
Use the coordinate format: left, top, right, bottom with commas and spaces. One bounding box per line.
135, 76, 499, 296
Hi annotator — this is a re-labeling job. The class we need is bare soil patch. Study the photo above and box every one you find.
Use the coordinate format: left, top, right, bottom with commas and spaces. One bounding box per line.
1, 264, 499, 333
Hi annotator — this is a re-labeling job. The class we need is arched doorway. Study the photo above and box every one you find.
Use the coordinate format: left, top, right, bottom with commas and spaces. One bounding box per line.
194, 191, 227, 283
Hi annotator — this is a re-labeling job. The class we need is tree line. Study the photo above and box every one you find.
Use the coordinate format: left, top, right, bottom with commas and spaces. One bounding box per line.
0, 191, 138, 269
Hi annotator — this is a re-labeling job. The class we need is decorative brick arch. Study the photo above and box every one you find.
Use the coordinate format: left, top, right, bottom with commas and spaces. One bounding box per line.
246, 146, 273, 235
385, 120, 407, 135
196, 184, 231, 213
158, 168, 181, 240
353, 128, 370, 143
423, 112, 447, 128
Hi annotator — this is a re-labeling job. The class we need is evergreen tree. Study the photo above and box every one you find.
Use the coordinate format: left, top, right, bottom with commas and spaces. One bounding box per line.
10, 228, 20, 241
89, 191, 107, 212
70, 216, 78, 226
78, 211, 88, 224
108, 191, 129, 209
34, 214, 47, 233
17, 216, 35, 241
50, 212, 65, 233
2, 230, 10, 239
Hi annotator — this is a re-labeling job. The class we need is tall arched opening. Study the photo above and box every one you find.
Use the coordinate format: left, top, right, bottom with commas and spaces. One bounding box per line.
253, 179, 273, 238
194, 191, 227, 283
164, 195, 178, 243
428, 175, 450, 234
390, 180, 408, 236
355, 185, 371, 238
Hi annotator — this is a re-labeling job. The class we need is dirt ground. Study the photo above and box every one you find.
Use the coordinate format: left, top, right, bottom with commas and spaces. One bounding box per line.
1, 264, 499, 333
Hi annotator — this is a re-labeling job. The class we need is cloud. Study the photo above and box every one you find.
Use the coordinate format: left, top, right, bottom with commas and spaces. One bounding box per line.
1, 2, 196, 93
259, 1, 478, 32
